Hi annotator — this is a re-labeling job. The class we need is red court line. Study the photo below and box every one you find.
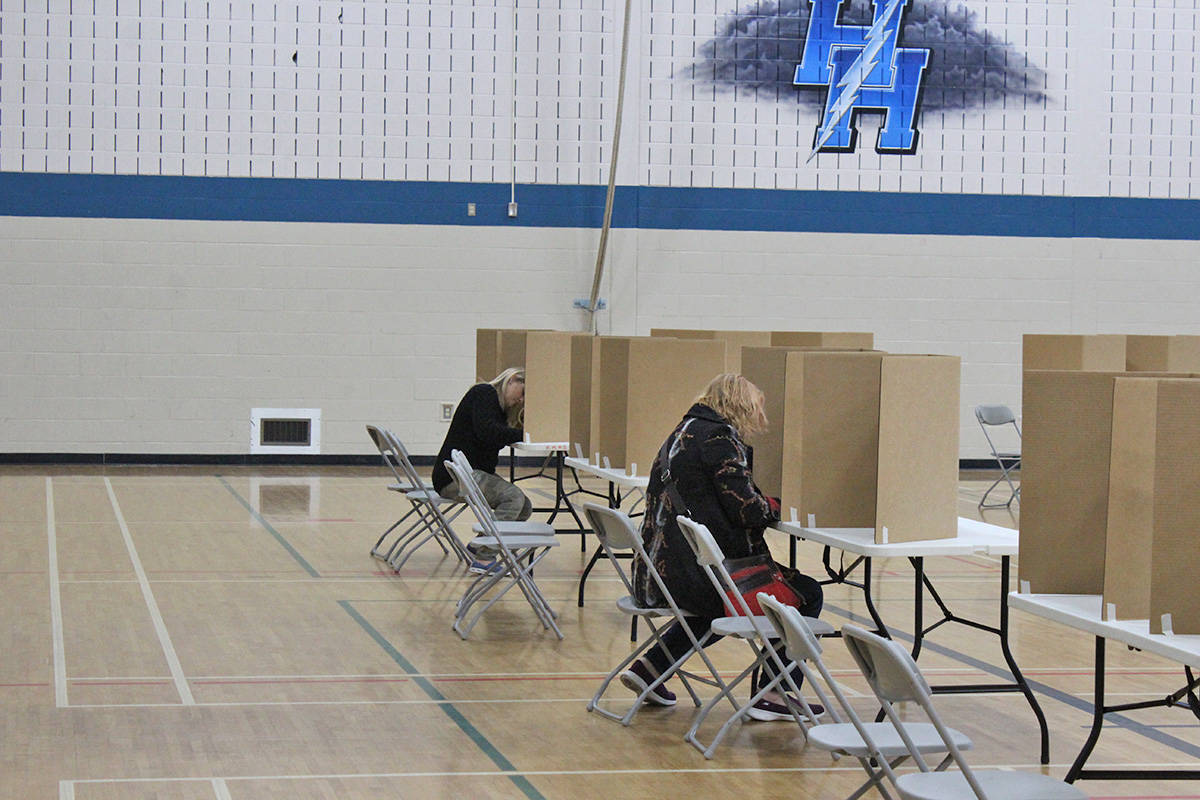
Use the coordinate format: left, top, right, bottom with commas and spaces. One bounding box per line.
944, 555, 1001, 570
71, 679, 173, 686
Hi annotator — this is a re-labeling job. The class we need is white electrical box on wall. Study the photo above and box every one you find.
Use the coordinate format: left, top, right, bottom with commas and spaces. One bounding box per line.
250, 408, 322, 455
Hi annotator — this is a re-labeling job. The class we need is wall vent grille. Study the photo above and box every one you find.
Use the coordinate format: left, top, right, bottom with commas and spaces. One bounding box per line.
250, 408, 321, 455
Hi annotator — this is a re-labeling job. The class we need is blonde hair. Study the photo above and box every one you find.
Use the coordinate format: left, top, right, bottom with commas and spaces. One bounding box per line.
488, 367, 526, 425
695, 373, 767, 438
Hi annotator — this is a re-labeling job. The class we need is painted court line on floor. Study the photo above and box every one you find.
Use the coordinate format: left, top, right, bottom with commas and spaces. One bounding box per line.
216, 475, 320, 577
46, 477, 68, 707
339, 599, 547, 800
104, 477, 195, 705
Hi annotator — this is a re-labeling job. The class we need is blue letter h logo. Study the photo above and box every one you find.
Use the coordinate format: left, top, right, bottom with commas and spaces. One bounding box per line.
794, 0, 930, 156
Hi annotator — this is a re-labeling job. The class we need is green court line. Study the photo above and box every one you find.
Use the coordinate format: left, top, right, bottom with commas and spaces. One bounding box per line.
339, 600, 547, 800
216, 475, 320, 578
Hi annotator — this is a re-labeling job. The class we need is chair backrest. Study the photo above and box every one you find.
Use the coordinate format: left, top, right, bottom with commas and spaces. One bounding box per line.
383, 429, 442, 503
445, 450, 500, 539
366, 424, 411, 487
974, 404, 1015, 427
675, 515, 751, 619
581, 502, 639, 595
842, 624, 986, 795
757, 593, 847, 725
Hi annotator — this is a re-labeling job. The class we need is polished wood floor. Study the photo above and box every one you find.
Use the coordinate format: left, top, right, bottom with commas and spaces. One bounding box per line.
2, 465, 1197, 799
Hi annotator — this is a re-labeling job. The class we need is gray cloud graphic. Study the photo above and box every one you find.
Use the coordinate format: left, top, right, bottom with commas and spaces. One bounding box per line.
686, 0, 1049, 110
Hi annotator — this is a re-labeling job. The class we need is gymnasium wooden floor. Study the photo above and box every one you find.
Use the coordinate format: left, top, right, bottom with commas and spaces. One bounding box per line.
2, 465, 1198, 799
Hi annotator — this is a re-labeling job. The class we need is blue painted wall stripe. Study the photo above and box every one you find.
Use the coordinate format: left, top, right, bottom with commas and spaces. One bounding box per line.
3, 171, 1200, 240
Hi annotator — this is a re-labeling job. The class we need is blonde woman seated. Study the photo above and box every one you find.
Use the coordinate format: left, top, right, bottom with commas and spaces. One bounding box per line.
432, 368, 532, 569
625, 373, 823, 719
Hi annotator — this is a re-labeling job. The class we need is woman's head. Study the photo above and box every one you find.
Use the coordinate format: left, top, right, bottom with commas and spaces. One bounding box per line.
696, 373, 767, 437
488, 368, 526, 421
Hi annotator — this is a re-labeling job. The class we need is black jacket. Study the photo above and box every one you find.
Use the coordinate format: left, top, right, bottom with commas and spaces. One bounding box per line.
634, 403, 779, 619
431, 383, 523, 493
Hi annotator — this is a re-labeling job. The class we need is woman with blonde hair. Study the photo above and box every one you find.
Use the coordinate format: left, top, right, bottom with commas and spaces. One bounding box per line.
623, 373, 823, 719
432, 368, 532, 534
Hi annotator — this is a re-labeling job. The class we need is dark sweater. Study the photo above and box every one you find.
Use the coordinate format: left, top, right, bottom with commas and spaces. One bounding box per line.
431, 383, 524, 493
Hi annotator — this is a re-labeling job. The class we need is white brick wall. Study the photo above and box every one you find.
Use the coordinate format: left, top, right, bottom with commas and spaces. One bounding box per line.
4, 216, 1200, 458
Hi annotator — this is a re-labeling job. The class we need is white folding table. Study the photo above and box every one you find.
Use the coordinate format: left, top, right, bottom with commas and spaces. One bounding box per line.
773, 516, 1050, 763
1009, 591, 1200, 782
563, 455, 649, 608
508, 440, 587, 536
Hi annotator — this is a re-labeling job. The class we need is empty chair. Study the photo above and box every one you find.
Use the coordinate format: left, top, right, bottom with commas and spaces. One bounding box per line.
758, 594, 972, 800
582, 502, 732, 726
379, 428, 472, 570
842, 624, 1086, 800
366, 425, 469, 567
974, 405, 1021, 509
676, 514, 833, 759
445, 450, 563, 640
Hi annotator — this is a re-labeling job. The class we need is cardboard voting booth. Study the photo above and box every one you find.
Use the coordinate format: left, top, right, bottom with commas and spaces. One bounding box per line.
475, 328, 548, 382
1022, 334, 1127, 371
650, 329, 875, 373
594, 337, 726, 472
523, 331, 590, 444
1125, 335, 1200, 372
1019, 370, 1125, 595
743, 349, 959, 544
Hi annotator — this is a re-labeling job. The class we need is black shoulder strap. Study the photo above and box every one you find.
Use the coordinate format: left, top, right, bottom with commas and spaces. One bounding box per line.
657, 431, 692, 517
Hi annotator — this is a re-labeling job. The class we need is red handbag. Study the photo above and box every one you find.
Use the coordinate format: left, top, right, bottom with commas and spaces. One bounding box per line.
723, 554, 800, 616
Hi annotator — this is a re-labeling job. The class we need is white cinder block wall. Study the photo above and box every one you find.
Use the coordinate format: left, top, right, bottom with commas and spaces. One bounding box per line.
3, 0, 1200, 458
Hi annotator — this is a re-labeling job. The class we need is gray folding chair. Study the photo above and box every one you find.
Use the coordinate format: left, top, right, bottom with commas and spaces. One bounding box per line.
445, 450, 562, 640
676, 515, 833, 759
974, 405, 1021, 509
842, 624, 1086, 800
378, 429, 471, 570
366, 425, 467, 566
758, 595, 972, 800
582, 503, 733, 726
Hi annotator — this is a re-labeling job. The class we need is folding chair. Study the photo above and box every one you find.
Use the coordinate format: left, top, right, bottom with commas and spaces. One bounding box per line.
366, 424, 429, 557
582, 502, 734, 726
842, 624, 1086, 800
676, 515, 833, 759
758, 594, 972, 800
975, 405, 1021, 509
444, 450, 563, 640
368, 428, 471, 570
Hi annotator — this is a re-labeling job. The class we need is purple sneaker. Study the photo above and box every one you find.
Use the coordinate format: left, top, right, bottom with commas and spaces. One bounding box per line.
619, 660, 677, 706
746, 695, 824, 721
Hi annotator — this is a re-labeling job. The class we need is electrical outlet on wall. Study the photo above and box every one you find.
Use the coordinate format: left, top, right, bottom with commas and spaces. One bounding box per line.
440, 402, 455, 421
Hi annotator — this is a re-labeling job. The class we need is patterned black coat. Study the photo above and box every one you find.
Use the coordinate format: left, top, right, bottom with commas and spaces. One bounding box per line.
633, 403, 780, 619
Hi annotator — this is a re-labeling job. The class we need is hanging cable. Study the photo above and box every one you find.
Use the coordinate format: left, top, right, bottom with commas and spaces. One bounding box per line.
585, 0, 634, 333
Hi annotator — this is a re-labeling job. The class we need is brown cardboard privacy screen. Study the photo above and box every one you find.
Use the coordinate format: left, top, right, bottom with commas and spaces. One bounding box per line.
1019, 370, 1123, 594
523, 332, 579, 443
595, 337, 725, 471
1150, 380, 1200, 634
649, 329, 772, 372
740, 347, 792, 498
1126, 335, 1200, 372
874, 356, 960, 544
771, 331, 874, 349
476, 329, 501, 383
1022, 334, 1126, 371
1102, 378, 1158, 620
780, 351, 884, 527
570, 335, 596, 456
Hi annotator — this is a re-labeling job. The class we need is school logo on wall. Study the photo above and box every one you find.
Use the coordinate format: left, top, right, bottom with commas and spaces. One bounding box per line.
793, 0, 930, 158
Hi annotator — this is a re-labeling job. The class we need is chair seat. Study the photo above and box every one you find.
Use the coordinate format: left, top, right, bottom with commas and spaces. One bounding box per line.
407, 489, 457, 504
615, 594, 673, 617
388, 481, 430, 493
472, 520, 556, 536
896, 769, 1087, 800
711, 614, 834, 639
469, 533, 560, 549
809, 721, 972, 757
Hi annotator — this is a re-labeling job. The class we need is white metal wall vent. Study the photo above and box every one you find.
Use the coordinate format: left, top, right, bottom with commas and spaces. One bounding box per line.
250, 408, 321, 455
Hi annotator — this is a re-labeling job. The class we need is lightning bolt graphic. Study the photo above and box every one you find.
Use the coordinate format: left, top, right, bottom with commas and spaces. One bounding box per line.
808, 0, 907, 161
